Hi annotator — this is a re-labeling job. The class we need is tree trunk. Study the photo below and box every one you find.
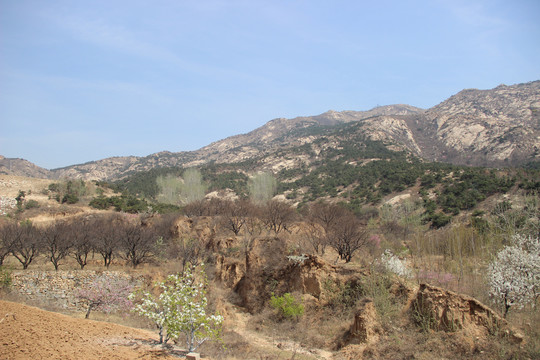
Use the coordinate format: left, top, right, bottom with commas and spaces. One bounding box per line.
85, 304, 94, 319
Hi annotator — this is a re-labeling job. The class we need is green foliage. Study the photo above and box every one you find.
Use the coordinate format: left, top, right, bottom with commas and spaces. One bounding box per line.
249, 172, 277, 204
180, 168, 207, 204
62, 193, 79, 204
151, 202, 181, 214
15, 190, 26, 208
412, 297, 437, 332
204, 170, 248, 196
427, 212, 452, 229
362, 273, 403, 328
115, 167, 179, 199
322, 278, 364, 309
156, 174, 183, 205
24, 199, 40, 210
269, 292, 304, 321
0, 266, 12, 289
48, 179, 86, 204
89, 195, 149, 213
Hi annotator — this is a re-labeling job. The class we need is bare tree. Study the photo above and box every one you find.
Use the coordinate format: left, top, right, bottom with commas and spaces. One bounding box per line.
327, 214, 370, 263
70, 217, 96, 269
183, 200, 207, 218
93, 215, 121, 268
0, 221, 16, 266
41, 222, 72, 271
119, 217, 157, 268
220, 199, 250, 236
261, 200, 296, 234
10, 221, 40, 269
170, 237, 205, 274
244, 202, 264, 237
301, 220, 328, 255
309, 202, 348, 233
301, 202, 349, 255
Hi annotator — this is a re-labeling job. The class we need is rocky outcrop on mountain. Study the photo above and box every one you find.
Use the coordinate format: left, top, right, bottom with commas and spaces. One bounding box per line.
5, 81, 538, 180
423, 81, 540, 166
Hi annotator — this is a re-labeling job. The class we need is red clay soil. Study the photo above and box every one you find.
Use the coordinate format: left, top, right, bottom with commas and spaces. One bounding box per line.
0, 300, 179, 360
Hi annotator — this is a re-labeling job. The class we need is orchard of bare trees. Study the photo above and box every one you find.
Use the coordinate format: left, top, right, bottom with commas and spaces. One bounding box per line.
0, 197, 378, 270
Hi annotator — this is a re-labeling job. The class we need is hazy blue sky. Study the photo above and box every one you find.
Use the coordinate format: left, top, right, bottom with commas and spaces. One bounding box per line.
1, 0, 539, 169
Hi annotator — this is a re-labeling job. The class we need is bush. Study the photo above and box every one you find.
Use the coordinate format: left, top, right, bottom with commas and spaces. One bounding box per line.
269, 292, 304, 321
62, 193, 79, 204
24, 199, 40, 209
0, 266, 12, 289
322, 279, 364, 309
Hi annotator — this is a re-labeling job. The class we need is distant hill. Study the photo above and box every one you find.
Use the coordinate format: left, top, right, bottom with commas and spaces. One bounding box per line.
0, 156, 50, 178
4, 80, 539, 181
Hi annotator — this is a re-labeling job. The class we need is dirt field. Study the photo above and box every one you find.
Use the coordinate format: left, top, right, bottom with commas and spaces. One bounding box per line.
0, 300, 182, 359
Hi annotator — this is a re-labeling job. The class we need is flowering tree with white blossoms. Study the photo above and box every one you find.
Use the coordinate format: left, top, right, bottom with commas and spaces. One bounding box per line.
488, 234, 540, 317
130, 264, 223, 352
379, 249, 412, 278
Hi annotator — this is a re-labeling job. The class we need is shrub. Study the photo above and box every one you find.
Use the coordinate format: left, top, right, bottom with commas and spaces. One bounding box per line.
322, 278, 364, 309
24, 199, 40, 210
0, 266, 12, 289
269, 292, 304, 321
62, 193, 79, 204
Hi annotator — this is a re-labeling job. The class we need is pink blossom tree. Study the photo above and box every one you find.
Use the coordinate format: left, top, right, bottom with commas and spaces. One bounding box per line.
76, 276, 133, 319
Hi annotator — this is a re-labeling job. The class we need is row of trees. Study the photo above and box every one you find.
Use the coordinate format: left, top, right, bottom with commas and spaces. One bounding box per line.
0, 214, 174, 270
183, 198, 372, 263
1, 196, 379, 269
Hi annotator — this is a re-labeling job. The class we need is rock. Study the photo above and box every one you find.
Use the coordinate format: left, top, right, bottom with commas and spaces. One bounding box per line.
413, 283, 504, 333
412, 283, 524, 343
215, 256, 245, 289
349, 299, 382, 343
336, 298, 383, 350
185, 352, 200, 360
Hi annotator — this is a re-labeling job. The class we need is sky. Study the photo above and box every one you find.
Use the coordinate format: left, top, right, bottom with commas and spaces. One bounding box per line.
1, 0, 539, 170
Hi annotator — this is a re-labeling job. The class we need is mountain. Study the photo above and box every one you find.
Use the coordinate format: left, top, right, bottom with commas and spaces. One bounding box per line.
5, 81, 540, 181
422, 81, 540, 166
0, 156, 51, 178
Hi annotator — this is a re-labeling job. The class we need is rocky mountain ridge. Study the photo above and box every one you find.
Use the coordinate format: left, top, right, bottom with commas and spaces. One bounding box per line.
2, 81, 538, 181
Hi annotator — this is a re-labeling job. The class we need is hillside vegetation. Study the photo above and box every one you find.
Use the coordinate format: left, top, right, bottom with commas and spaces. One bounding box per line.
0, 80, 539, 359
0, 168, 538, 358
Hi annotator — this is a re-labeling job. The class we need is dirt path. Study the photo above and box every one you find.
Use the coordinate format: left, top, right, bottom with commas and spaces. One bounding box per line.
232, 308, 334, 359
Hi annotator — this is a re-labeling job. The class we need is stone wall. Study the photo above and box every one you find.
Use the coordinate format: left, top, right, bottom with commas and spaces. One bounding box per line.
10, 270, 139, 311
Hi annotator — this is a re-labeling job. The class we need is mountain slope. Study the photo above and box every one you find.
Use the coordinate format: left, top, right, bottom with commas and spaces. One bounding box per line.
0, 156, 51, 178
5, 81, 539, 181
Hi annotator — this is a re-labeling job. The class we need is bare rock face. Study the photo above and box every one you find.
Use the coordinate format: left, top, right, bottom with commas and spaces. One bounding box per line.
215, 255, 245, 289
413, 283, 523, 343
233, 242, 339, 312
235, 237, 290, 312
347, 299, 382, 344
424, 81, 540, 166
281, 255, 338, 299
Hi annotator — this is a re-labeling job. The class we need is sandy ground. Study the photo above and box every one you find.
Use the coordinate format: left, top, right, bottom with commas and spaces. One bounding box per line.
0, 300, 182, 360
